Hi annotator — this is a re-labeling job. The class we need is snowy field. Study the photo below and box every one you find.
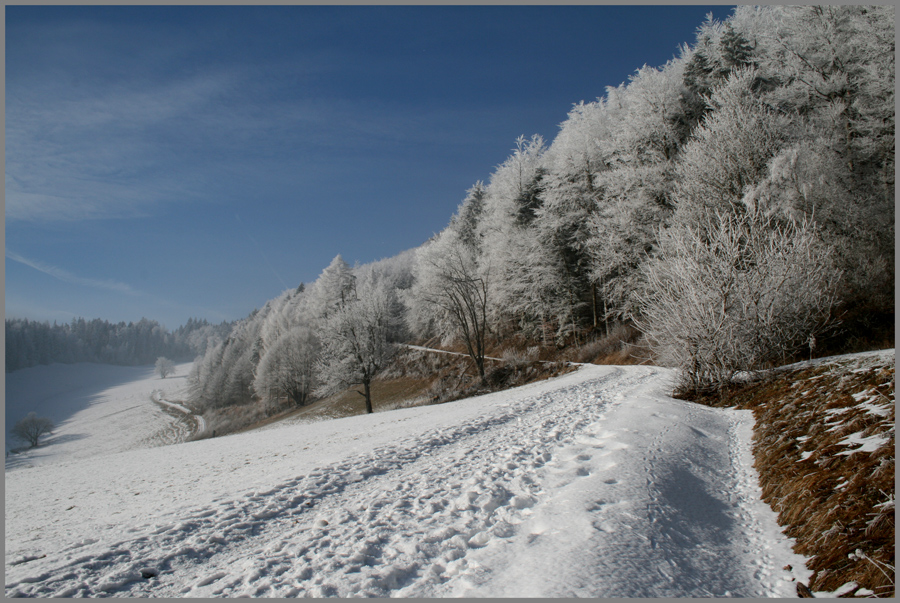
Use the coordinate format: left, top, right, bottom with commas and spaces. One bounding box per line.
6, 362, 812, 597
5, 362, 195, 465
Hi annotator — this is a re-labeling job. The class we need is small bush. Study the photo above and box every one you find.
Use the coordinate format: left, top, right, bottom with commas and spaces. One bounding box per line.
635, 210, 840, 396
155, 357, 176, 379
501, 346, 539, 369
570, 323, 644, 364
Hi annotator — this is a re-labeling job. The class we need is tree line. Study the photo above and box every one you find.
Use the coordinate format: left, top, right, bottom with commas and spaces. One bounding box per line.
5, 316, 232, 373
56, 6, 894, 409
188, 253, 412, 415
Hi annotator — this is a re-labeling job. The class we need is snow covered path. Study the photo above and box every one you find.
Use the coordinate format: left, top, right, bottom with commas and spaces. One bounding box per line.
5, 364, 808, 597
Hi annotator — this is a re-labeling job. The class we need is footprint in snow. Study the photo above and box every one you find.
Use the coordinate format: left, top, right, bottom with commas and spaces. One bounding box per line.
447, 534, 469, 550
509, 494, 535, 510
574, 434, 606, 447
423, 526, 457, 543
593, 519, 617, 533
195, 572, 226, 588
586, 500, 610, 512
467, 531, 491, 547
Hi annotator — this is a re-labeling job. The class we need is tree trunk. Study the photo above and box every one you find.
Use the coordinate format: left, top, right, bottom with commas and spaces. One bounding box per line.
603, 297, 609, 338
363, 379, 373, 414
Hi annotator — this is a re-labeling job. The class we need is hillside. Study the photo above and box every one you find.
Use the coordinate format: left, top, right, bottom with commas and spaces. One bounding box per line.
184, 5, 894, 430
5, 5, 892, 597
5, 362, 195, 461
6, 362, 807, 597
6, 351, 893, 597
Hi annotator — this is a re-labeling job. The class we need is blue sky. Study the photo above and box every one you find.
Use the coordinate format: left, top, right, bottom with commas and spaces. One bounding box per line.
6, 5, 731, 330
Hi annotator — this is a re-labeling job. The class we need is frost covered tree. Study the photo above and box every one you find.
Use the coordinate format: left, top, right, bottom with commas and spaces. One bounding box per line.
188, 338, 226, 408
610, 61, 690, 166
316, 280, 395, 414
253, 326, 320, 409
535, 102, 611, 340
307, 255, 357, 323
681, 14, 760, 129
411, 228, 490, 383
221, 319, 263, 407
738, 5, 895, 307
673, 67, 789, 226
12, 412, 54, 448
406, 184, 484, 341
185, 258, 361, 415
188, 316, 263, 410
5, 316, 199, 372
155, 357, 175, 379
449, 182, 486, 252
182, 5, 893, 413
585, 61, 687, 326
476, 135, 547, 335
633, 208, 840, 395
257, 288, 304, 358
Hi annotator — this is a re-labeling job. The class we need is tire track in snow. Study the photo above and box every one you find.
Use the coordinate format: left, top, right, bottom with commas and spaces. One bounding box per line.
7, 366, 662, 597
438, 371, 803, 598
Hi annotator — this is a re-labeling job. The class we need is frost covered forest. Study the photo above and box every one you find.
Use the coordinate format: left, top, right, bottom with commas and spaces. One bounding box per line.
187, 6, 894, 417
13, 7, 892, 414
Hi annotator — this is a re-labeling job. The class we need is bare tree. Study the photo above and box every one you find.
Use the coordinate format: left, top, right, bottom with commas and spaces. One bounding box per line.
155, 357, 176, 379
412, 230, 490, 383
633, 208, 840, 395
12, 412, 54, 448
316, 280, 395, 414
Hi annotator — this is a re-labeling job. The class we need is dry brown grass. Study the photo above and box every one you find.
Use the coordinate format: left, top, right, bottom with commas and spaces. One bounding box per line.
394, 344, 574, 405
230, 344, 574, 433
296, 326, 649, 420
227, 375, 437, 432
532, 322, 654, 366
190, 402, 271, 440
698, 351, 895, 597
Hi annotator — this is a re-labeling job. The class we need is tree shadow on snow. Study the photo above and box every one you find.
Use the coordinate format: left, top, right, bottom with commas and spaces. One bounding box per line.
5, 433, 86, 469
645, 466, 758, 596
4, 364, 159, 442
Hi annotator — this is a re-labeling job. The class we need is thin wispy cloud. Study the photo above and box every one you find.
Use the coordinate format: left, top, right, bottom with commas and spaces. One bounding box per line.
4, 15, 508, 225
6, 250, 137, 295
8, 5, 721, 330
4, 70, 238, 222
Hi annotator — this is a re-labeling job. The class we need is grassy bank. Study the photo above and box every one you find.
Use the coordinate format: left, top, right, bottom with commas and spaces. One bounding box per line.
697, 350, 895, 597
